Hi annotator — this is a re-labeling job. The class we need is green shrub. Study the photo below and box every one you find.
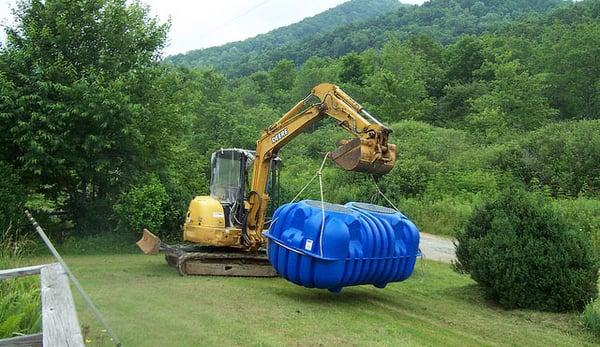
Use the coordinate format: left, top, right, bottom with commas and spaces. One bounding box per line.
389, 121, 470, 163
401, 196, 474, 236
0, 162, 27, 242
0, 239, 41, 339
494, 120, 600, 197
113, 176, 169, 235
582, 298, 600, 336
554, 198, 600, 259
380, 158, 436, 197
455, 188, 599, 311
425, 170, 500, 199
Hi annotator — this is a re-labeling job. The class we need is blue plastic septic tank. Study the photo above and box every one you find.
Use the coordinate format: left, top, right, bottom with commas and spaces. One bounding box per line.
264, 200, 420, 292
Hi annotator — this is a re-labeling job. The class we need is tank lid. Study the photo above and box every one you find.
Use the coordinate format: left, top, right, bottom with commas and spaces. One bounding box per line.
304, 200, 351, 214
351, 202, 396, 214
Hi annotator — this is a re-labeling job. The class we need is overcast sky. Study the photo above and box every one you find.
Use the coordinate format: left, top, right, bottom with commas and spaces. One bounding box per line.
0, 0, 426, 56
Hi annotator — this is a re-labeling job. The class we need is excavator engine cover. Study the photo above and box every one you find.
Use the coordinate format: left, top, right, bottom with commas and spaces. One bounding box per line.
264, 200, 420, 293
183, 195, 241, 247
330, 138, 396, 175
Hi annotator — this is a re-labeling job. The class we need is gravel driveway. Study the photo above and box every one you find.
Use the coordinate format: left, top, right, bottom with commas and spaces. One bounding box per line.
419, 233, 456, 264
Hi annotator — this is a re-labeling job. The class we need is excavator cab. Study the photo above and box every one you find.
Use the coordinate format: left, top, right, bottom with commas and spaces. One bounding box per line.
209, 149, 252, 227
136, 148, 279, 254
210, 148, 281, 227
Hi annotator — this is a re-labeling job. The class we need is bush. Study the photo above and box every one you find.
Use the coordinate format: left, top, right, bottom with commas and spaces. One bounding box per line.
0, 241, 41, 339
494, 120, 600, 197
389, 121, 470, 163
554, 198, 600, 259
401, 196, 474, 236
582, 298, 600, 336
424, 170, 501, 199
0, 162, 27, 242
455, 188, 599, 311
381, 158, 436, 197
113, 176, 169, 235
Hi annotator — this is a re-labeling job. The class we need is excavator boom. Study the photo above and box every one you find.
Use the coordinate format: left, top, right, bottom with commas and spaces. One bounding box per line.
244, 83, 396, 250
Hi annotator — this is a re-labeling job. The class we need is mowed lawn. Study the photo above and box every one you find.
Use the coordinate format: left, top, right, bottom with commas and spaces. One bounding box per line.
29, 254, 597, 346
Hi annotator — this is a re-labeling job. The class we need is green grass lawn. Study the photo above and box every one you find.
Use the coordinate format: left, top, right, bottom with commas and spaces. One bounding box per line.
28, 254, 598, 346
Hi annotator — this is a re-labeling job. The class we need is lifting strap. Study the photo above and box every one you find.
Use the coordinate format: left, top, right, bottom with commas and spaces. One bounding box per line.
274, 152, 330, 257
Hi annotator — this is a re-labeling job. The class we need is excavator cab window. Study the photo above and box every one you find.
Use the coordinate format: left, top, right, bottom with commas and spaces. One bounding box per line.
210, 150, 246, 204
210, 149, 281, 228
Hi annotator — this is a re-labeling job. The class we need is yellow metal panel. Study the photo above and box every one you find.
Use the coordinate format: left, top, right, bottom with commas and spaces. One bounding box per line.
185, 196, 225, 227
184, 225, 241, 247
183, 196, 241, 247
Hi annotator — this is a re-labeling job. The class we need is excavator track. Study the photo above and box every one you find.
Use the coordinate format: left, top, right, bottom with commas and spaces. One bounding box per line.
137, 229, 277, 277
163, 244, 277, 277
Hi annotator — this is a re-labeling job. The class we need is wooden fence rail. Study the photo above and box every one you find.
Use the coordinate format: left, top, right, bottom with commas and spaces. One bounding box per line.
0, 263, 84, 347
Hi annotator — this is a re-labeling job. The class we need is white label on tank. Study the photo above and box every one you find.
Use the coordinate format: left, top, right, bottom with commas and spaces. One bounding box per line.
213, 212, 224, 218
304, 239, 313, 251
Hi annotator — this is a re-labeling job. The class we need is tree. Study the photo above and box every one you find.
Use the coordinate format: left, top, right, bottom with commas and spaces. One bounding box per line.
0, 0, 176, 230
545, 23, 600, 120
269, 59, 296, 106
339, 52, 366, 85
0, 162, 26, 241
269, 59, 296, 90
495, 120, 600, 197
363, 39, 433, 122
404, 35, 446, 98
291, 56, 340, 100
466, 60, 558, 139
445, 35, 485, 83
435, 81, 488, 126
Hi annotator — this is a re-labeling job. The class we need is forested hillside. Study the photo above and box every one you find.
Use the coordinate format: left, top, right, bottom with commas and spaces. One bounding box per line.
167, 0, 404, 76
170, 0, 568, 76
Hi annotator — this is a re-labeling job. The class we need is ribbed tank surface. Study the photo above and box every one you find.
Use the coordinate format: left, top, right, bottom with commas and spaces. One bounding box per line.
264, 200, 420, 292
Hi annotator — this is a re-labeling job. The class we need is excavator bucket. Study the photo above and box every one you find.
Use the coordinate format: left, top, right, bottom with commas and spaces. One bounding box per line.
136, 229, 161, 255
330, 138, 396, 175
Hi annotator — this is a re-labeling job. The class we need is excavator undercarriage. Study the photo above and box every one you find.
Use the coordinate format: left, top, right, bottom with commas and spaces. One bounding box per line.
137, 229, 277, 276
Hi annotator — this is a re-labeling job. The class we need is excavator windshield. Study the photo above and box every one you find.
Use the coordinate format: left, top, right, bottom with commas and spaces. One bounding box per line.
210, 150, 245, 204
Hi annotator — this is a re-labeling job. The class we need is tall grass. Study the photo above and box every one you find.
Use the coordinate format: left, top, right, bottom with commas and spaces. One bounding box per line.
400, 196, 474, 236
0, 231, 41, 339
582, 298, 600, 336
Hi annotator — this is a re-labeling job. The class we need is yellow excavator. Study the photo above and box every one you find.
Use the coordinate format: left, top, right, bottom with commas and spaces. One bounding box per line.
137, 83, 397, 276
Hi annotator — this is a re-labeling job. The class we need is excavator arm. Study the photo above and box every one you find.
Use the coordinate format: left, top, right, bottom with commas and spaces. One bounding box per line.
244, 83, 397, 250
